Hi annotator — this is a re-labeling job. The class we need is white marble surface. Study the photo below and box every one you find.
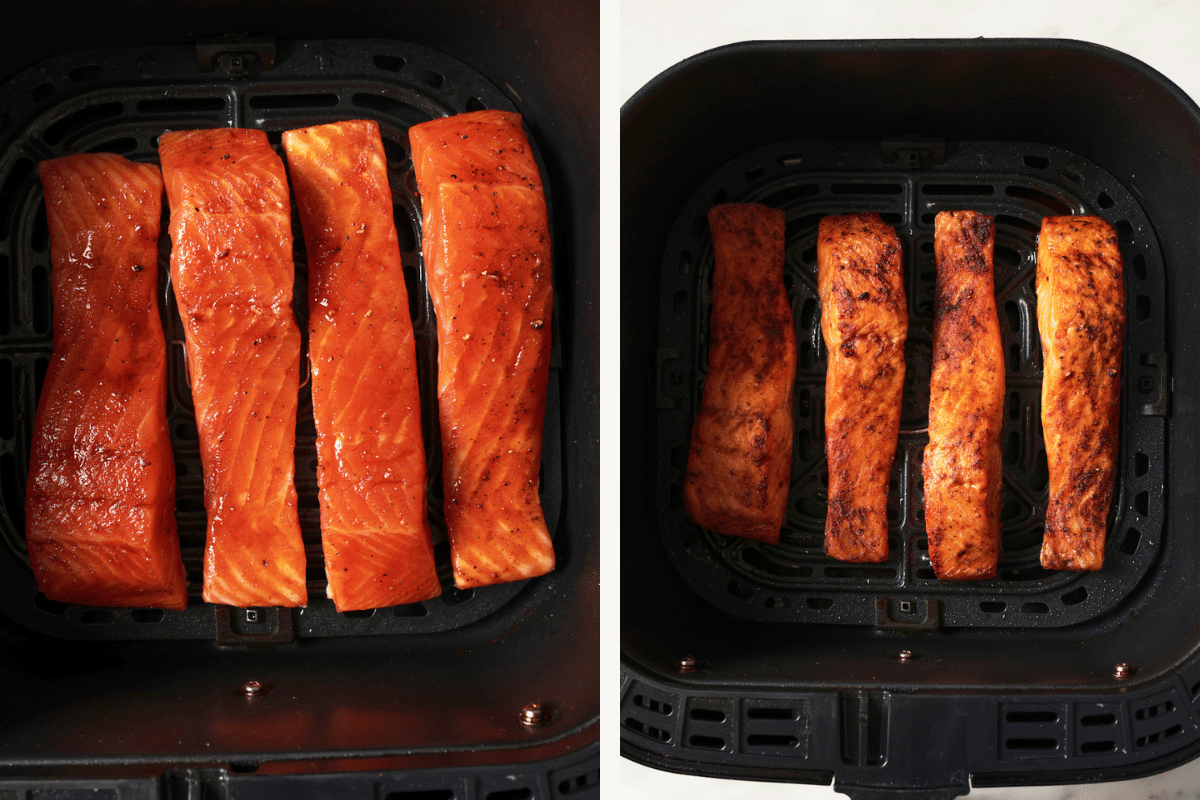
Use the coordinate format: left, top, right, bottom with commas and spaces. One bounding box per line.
617, 1, 1200, 798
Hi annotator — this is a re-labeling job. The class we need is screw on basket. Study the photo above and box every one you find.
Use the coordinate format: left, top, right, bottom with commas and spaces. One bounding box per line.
898, 650, 915, 661
520, 702, 547, 726
679, 655, 698, 672
1113, 662, 1136, 679
242, 679, 268, 697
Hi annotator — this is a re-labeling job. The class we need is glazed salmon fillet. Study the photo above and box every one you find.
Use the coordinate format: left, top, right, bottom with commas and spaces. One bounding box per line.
924, 211, 1004, 580
684, 204, 794, 544
26, 153, 187, 609
818, 212, 907, 562
283, 120, 441, 610
409, 110, 555, 588
1037, 216, 1125, 571
159, 128, 306, 607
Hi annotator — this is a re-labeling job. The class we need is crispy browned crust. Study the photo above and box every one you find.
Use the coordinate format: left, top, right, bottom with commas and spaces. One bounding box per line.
818, 212, 907, 563
923, 211, 1004, 580
1037, 216, 1124, 571
683, 204, 795, 544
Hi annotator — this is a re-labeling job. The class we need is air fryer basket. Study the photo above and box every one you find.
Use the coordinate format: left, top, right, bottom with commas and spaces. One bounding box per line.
622, 39, 1199, 798
0, 2, 598, 796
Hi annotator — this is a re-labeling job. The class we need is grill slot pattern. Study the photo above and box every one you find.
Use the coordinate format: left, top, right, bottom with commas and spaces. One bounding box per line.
657, 140, 1167, 629
0, 40, 563, 641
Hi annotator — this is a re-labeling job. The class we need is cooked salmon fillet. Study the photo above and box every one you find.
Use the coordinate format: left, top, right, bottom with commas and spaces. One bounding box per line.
1037, 216, 1125, 571
159, 128, 306, 607
924, 211, 1004, 580
409, 110, 555, 588
283, 120, 441, 610
684, 203, 794, 544
26, 153, 187, 609
818, 212, 907, 562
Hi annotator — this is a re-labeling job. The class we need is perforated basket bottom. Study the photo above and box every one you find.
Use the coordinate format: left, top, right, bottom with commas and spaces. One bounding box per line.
656, 139, 1167, 628
0, 39, 563, 640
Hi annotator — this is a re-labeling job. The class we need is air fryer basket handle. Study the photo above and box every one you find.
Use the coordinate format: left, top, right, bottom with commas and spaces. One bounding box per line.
836, 785, 969, 800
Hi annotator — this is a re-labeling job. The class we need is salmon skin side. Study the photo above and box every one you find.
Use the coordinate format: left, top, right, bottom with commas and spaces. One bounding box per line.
1037, 216, 1125, 571
924, 211, 1004, 580
818, 212, 907, 563
27, 153, 187, 609
409, 110, 555, 588
283, 120, 441, 610
684, 203, 794, 544
159, 128, 307, 608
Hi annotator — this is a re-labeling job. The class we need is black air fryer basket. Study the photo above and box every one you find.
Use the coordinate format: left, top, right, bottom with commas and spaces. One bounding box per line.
0, 2, 598, 797
621, 39, 1199, 798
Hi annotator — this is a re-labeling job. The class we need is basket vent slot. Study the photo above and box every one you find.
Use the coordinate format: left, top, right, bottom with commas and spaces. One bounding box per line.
1000, 703, 1066, 759
385, 791, 454, 800
624, 717, 670, 742
743, 700, 808, 757
689, 708, 725, 722
633, 694, 672, 716
555, 767, 599, 796
1130, 689, 1192, 750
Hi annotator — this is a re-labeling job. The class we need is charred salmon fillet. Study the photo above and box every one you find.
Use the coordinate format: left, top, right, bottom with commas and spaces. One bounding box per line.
27, 153, 187, 609
684, 203, 794, 545
159, 128, 306, 607
924, 211, 1004, 580
1037, 216, 1125, 571
409, 110, 555, 588
818, 212, 907, 562
283, 120, 441, 610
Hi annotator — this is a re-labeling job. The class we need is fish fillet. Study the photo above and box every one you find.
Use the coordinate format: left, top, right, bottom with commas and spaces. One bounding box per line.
26, 153, 187, 609
684, 203, 794, 544
1037, 215, 1124, 571
409, 110, 555, 588
818, 212, 908, 563
159, 128, 306, 607
924, 210, 1004, 580
283, 119, 441, 610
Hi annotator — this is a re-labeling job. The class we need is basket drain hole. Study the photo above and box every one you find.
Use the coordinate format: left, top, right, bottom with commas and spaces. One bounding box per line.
1121, 527, 1141, 555
372, 54, 406, 72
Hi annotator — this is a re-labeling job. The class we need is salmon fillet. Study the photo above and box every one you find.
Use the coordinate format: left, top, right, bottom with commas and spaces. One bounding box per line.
1037, 216, 1125, 571
409, 110, 555, 588
159, 128, 306, 607
26, 153, 187, 609
283, 120, 441, 610
684, 203, 794, 544
924, 211, 1004, 580
818, 212, 907, 562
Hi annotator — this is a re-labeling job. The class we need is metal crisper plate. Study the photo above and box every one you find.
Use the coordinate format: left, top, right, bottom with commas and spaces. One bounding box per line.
0, 38, 563, 640
656, 138, 1167, 629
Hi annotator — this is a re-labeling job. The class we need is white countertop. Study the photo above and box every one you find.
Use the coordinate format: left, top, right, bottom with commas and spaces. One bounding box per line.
614, 1, 1200, 798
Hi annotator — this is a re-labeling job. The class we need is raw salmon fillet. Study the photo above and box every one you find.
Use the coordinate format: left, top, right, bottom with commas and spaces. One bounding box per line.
1037, 216, 1125, 571
26, 153, 187, 609
924, 211, 1004, 580
684, 204, 794, 544
283, 119, 441, 610
409, 110, 555, 588
159, 128, 306, 607
818, 212, 908, 562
